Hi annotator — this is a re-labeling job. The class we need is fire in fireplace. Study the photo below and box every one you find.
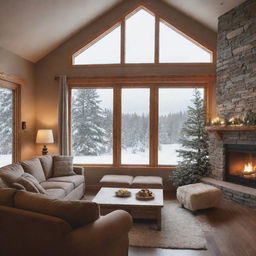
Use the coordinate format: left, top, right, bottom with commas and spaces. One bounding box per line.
225, 144, 256, 188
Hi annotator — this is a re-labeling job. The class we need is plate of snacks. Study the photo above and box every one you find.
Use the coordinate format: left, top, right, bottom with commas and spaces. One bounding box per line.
115, 188, 131, 197
136, 189, 154, 200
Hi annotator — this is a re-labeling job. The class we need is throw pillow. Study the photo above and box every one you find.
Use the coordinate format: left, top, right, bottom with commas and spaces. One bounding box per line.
53, 156, 75, 177
16, 176, 40, 193
39, 155, 54, 178
11, 182, 26, 191
21, 158, 46, 183
22, 173, 47, 194
0, 163, 25, 184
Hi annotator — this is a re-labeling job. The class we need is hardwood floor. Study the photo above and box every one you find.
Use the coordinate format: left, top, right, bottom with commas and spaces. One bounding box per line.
129, 192, 256, 256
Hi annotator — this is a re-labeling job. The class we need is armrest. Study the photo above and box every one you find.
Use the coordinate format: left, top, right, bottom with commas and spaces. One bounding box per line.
0, 206, 72, 256
73, 166, 84, 175
67, 210, 132, 255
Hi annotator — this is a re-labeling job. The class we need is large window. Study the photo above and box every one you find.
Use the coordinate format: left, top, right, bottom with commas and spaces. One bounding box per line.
72, 6, 212, 65
158, 88, 204, 165
0, 78, 20, 168
71, 88, 113, 164
121, 88, 150, 164
70, 82, 208, 168
0, 88, 13, 167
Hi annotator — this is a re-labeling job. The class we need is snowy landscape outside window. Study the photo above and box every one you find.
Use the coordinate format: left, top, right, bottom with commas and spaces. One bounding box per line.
121, 88, 150, 164
71, 88, 113, 164
158, 88, 204, 165
0, 88, 13, 167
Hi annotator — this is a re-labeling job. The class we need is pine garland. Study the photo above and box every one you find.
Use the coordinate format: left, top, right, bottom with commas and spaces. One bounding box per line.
170, 89, 210, 187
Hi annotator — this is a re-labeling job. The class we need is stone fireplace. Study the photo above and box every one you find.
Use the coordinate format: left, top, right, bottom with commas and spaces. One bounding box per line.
206, 0, 256, 207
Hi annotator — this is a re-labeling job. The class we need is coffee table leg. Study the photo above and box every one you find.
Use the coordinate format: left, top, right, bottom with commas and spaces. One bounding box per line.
157, 208, 161, 231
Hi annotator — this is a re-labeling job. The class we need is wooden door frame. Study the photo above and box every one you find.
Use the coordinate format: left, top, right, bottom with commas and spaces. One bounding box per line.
0, 72, 22, 163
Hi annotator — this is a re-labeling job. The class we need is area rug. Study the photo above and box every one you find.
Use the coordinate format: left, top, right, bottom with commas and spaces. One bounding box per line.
84, 193, 206, 250
129, 199, 207, 249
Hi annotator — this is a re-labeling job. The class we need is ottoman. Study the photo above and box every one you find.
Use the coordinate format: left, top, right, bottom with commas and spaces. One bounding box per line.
131, 176, 163, 189
176, 183, 221, 211
99, 175, 133, 188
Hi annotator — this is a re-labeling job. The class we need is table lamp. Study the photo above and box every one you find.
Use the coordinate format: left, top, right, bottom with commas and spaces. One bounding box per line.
36, 129, 54, 155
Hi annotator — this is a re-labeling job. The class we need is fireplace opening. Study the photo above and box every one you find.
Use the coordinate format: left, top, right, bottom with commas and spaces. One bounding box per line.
225, 144, 256, 188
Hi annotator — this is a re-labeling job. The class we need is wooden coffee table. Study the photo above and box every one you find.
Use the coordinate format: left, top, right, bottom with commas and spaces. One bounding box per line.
92, 187, 164, 230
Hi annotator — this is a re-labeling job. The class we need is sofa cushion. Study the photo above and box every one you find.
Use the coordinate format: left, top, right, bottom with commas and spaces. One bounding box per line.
131, 176, 163, 188
53, 156, 75, 177
40, 181, 74, 195
15, 191, 100, 228
0, 188, 16, 206
47, 175, 84, 188
99, 175, 133, 187
0, 163, 25, 184
39, 155, 54, 179
45, 188, 66, 199
21, 158, 46, 183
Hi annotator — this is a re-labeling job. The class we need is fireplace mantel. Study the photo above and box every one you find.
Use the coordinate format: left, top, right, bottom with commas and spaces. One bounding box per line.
206, 126, 256, 141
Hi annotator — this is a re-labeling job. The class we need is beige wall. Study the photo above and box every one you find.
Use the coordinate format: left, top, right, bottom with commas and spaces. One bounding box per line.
35, 0, 217, 183
0, 47, 36, 160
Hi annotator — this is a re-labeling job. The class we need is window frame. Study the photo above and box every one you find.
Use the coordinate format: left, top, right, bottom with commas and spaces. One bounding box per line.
70, 5, 215, 67
0, 73, 21, 164
68, 76, 212, 171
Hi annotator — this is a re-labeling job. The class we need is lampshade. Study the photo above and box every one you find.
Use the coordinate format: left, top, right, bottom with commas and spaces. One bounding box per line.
36, 129, 54, 144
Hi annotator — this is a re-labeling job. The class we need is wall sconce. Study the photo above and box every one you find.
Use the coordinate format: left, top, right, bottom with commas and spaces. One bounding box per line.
36, 129, 54, 155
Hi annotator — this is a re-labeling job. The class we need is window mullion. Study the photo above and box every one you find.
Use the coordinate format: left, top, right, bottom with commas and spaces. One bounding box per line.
113, 86, 121, 166
150, 86, 158, 166
155, 16, 159, 63
121, 20, 125, 64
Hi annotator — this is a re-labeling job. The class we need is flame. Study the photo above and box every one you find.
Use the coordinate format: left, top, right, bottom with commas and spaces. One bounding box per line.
243, 162, 254, 173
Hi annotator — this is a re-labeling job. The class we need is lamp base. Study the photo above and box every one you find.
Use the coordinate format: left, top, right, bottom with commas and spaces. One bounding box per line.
42, 145, 48, 155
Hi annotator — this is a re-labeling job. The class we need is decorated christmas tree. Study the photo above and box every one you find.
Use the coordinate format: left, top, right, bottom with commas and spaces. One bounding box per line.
170, 89, 210, 187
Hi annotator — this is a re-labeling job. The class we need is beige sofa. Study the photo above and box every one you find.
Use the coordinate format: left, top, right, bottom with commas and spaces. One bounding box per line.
0, 155, 85, 200
0, 188, 132, 256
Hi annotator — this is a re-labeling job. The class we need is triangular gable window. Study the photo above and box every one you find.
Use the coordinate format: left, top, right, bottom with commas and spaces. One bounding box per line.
159, 21, 211, 63
73, 25, 121, 65
125, 9, 155, 63
72, 6, 212, 65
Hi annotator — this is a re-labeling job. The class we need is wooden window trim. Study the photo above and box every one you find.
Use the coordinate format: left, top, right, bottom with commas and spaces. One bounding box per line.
70, 5, 215, 67
0, 72, 22, 163
68, 75, 213, 171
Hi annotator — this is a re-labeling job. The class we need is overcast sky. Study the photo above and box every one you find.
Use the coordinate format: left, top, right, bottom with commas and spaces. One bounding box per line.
96, 88, 204, 115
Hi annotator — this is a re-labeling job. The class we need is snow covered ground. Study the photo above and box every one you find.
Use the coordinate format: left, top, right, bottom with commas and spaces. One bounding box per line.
74, 143, 182, 165
0, 145, 182, 167
158, 144, 182, 165
0, 154, 12, 167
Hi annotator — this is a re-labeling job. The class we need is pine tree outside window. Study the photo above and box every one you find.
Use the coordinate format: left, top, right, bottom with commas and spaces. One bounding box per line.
71, 88, 113, 164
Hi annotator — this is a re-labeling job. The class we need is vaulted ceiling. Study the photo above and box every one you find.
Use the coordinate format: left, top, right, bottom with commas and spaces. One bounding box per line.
0, 0, 246, 63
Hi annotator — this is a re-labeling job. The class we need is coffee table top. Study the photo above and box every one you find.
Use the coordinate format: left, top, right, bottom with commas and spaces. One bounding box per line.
92, 187, 164, 207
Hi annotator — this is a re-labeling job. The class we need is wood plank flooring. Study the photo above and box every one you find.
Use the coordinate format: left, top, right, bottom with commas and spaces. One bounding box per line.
129, 192, 256, 256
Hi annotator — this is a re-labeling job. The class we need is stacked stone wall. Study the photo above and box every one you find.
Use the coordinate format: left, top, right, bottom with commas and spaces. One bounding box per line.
210, 0, 256, 181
